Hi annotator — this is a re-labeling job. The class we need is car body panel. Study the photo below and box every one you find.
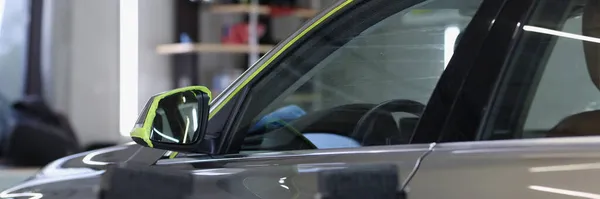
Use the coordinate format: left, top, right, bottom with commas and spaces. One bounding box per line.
9, 137, 600, 199
0, 146, 120, 199
2, 144, 431, 199
166, 144, 431, 198
411, 137, 600, 199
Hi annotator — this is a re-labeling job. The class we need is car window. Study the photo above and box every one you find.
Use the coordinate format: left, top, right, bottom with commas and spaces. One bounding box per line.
231, 0, 484, 152
477, 0, 600, 140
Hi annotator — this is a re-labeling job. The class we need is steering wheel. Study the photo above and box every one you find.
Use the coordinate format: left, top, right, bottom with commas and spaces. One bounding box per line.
351, 99, 426, 145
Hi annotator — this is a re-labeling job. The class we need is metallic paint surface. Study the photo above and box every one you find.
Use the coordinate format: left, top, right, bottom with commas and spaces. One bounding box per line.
1, 144, 431, 199
409, 137, 600, 199
8, 137, 600, 198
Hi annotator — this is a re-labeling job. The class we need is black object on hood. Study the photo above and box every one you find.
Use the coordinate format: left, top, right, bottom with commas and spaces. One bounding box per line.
2, 95, 81, 166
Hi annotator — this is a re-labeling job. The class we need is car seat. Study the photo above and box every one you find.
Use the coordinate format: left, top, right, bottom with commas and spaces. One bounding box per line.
3, 96, 80, 166
547, 1, 600, 137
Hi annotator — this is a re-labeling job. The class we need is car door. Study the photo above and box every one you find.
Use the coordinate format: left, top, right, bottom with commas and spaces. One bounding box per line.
153, 0, 506, 198
413, 0, 600, 198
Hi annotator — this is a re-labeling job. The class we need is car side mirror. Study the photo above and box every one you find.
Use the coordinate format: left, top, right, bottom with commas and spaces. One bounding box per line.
130, 86, 211, 153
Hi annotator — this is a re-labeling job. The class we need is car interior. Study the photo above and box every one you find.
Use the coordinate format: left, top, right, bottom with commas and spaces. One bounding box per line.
239, 0, 482, 151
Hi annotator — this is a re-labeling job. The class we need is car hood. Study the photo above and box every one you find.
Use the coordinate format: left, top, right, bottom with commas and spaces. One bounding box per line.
0, 143, 143, 199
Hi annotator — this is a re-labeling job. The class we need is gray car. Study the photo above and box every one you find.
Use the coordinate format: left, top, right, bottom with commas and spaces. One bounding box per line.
3, 0, 600, 198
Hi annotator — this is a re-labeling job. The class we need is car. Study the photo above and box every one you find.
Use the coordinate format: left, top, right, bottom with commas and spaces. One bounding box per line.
3, 0, 600, 198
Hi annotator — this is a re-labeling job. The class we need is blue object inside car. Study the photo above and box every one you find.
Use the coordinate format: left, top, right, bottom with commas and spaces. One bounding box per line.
249, 105, 361, 149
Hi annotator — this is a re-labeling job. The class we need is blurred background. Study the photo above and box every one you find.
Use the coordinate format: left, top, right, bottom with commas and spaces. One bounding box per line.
0, 0, 334, 189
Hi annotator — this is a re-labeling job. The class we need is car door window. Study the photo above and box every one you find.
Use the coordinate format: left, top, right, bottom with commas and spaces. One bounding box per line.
231, 0, 485, 151
477, 0, 600, 140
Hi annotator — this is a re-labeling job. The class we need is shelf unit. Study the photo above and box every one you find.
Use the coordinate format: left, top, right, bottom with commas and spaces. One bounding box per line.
209, 4, 318, 18
163, 0, 324, 107
157, 4, 318, 55
156, 43, 275, 54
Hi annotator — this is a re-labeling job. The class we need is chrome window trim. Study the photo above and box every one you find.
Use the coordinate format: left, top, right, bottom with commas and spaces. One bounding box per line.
156, 144, 432, 165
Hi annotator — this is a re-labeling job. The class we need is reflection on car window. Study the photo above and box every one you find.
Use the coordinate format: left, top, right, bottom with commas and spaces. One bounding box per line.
233, 0, 484, 152
479, 0, 600, 140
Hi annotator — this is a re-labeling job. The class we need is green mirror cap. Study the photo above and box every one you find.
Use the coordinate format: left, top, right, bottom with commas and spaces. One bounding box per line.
130, 86, 212, 148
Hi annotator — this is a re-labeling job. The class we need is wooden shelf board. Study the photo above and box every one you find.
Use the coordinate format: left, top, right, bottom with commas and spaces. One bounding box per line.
156, 43, 274, 54
210, 4, 270, 15
209, 4, 318, 18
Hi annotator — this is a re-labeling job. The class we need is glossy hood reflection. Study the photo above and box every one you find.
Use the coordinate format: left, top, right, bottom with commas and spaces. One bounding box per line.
1, 143, 140, 198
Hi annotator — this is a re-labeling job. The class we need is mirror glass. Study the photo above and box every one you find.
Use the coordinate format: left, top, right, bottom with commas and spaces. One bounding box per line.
150, 90, 202, 144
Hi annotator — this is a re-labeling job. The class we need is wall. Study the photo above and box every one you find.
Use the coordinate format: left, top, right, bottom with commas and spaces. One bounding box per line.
44, 0, 121, 146
137, 0, 172, 119
44, 0, 173, 146
0, 0, 29, 102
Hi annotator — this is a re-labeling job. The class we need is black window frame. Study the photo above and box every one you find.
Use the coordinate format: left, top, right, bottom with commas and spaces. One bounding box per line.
473, 0, 589, 141
430, 0, 544, 143
411, 0, 511, 143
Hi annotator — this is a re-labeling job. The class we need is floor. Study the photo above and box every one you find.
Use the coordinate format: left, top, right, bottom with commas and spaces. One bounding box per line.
0, 168, 39, 191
